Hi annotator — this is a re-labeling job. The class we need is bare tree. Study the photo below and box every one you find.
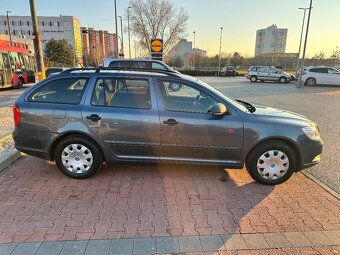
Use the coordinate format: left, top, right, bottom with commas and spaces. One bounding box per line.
127, 0, 188, 53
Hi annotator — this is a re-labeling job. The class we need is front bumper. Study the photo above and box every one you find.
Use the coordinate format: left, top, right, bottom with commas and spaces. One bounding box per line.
298, 138, 323, 171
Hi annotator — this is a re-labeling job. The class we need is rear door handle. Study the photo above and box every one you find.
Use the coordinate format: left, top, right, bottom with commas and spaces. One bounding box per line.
86, 114, 101, 122
163, 119, 178, 126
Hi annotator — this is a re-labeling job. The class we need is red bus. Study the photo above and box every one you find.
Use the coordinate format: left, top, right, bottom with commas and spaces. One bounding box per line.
0, 34, 35, 89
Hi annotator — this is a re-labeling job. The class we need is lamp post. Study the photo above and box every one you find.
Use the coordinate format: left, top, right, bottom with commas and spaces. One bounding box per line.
128, 6, 132, 58
114, 0, 119, 58
118, 16, 124, 58
218, 27, 223, 77
296, 7, 309, 75
192, 31, 196, 68
298, 0, 313, 88
6, 11, 12, 46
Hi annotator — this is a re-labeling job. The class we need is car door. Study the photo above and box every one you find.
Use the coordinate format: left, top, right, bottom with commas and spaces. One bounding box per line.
257, 67, 269, 81
267, 67, 280, 81
311, 68, 328, 84
327, 68, 340, 85
155, 78, 244, 163
82, 75, 161, 159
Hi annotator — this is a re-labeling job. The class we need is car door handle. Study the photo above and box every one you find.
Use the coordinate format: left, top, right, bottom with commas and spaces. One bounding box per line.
163, 119, 178, 126
86, 114, 101, 122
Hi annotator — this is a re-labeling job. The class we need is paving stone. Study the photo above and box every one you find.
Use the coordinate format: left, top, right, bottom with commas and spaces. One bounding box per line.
284, 232, 313, 247
0, 243, 17, 255
323, 230, 340, 245
241, 233, 270, 249
110, 239, 133, 255
200, 235, 225, 251
221, 234, 248, 250
36, 241, 64, 255
85, 239, 111, 255
156, 236, 180, 253
11, 242, 41, 255
60, 240, 88, 255
133, 237, 156, 255
263, 232, 292, 248
303, 231, 334, 246
178, 236, 203, 252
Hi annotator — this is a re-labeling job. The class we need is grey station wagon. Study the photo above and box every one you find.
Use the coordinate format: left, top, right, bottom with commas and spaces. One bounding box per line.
13, 68, 323, 185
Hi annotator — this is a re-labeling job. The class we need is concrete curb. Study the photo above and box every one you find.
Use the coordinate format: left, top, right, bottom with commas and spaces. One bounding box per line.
0, 149, 22, 173
302, 171, 340, 200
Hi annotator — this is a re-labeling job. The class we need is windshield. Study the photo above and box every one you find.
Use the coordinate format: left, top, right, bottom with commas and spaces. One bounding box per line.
195, 78, 249, 112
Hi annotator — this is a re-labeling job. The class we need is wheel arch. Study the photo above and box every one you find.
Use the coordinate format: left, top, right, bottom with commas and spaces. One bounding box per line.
49, 131, 106, 162
245, 137, 301, 171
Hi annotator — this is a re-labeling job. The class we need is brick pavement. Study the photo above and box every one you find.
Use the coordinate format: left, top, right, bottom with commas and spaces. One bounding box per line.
0, 156, 339, 254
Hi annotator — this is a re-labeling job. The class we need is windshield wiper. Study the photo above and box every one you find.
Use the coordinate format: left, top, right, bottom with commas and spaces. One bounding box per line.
236, 99, 256, 113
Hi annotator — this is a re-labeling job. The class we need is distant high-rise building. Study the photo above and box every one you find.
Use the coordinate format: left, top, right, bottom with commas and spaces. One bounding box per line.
0, 15, 83, 64
168, 39, 192, 60
254, 24, 288, 57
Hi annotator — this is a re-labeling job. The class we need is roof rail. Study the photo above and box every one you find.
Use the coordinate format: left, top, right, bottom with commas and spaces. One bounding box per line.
60, 67, 178, 75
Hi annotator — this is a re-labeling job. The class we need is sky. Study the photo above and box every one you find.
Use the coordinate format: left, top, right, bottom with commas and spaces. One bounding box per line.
1, 0, 339, 57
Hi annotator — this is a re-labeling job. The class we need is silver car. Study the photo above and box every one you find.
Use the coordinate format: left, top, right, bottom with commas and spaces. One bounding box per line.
247, 66, 291, 83
13, 68, 323, 185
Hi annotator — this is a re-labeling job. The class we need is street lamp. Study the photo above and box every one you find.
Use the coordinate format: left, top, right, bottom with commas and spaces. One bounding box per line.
114, 0, 119, 58
118, 16, 124, 58
296, 7, 310, 75
127, 6, 132, 58
192, 31, 196, 68
6, 11, 12, 46
218, 27, 223, 77
298, 0, 313, 88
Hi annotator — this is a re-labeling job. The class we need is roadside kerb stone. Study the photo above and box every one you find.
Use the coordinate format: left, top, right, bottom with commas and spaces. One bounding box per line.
178, 236, 203, 252
36, 241, 64, 255
60, 240, 88, 255
85, 240, 111, 255
11, 242, 41, 255
0, 149, 22, 173
156, 237, 180, 253
110, 239, 133, 255
262, 232, 292, 248
199, 235, 225, 251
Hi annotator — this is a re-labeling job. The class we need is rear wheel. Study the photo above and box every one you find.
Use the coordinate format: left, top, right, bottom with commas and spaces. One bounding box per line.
305, 78, 316, 86
54, 136, 103, 179
250, 76, 257, 83
16, 77, 24, 88
246, 141, 297, 185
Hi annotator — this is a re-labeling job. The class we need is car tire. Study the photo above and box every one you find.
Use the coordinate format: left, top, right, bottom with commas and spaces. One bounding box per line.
168, 82, 181, 92
17, 77, 24, 88
54, 136, 103, 179
246, 141, 297, 185
250, 76, 257, 83
305, 78, 316, 86
279, 77, 287, 83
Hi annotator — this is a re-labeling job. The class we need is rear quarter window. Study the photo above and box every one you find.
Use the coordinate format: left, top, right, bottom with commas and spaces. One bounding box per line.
28, 78, 88, 104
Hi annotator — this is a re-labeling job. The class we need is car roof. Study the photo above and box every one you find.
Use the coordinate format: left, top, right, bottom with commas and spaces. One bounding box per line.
104, 58, 164, 63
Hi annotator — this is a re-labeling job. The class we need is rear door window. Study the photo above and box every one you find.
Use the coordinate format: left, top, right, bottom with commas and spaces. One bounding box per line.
28, 78, 88, 104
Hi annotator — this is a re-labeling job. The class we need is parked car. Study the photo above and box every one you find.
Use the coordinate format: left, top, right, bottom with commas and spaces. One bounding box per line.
103, 58, 179, 73
13, 67, 323, 185
220, 66, 236, 77
247, 66, 292, 83
301, 66, 340, 86
45, 67, 69, 77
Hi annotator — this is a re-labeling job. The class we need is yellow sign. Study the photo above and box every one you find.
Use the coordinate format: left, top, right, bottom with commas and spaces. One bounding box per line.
151, 39, 163, 52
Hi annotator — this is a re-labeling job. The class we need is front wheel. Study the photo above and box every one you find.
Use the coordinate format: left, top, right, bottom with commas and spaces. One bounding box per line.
250, 76, 257, 83
246, 141, 297, 185
54, 136, 103, 179
279, 77, 287, 83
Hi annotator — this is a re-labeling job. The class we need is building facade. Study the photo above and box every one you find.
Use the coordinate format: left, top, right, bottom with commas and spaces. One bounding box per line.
168, 39, 192, 60
81, 27, 117, 65
254, 24, 288, 57
0, 15, 83, 64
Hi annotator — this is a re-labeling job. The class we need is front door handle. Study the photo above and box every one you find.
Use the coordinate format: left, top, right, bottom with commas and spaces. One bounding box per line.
86, 114, 101, 122
163, 119, 178, 126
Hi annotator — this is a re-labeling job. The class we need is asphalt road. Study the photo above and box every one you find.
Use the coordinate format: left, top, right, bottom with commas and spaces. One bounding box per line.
0, 77, 339, 193
200, 76, 340, 193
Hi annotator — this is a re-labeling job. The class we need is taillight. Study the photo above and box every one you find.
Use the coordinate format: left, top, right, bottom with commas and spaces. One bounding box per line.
13, 103, 20, 126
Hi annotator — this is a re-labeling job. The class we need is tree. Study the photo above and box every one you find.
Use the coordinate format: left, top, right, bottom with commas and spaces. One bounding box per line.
230, 52, 244, 67
312, 51, 326, 60
44, 39, 75, 66
127, 0, 188, 53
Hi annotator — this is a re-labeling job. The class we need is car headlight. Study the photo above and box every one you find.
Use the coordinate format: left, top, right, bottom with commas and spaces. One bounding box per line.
302, 126, 321, 141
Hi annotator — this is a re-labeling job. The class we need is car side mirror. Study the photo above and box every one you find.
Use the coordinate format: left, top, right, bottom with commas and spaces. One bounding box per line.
209, 103, 227, 116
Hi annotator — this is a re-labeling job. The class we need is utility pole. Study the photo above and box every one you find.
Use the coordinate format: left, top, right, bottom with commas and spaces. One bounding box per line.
298, 0, 313, 88
6, 11, 12, 46
29, 0, 45, 80
114, 0, 119, 58
218, 27, 223, 77
296, 7, 309, 74
128, 6, 132, 58
192, 31, 196, 68
118, 16, 124, 58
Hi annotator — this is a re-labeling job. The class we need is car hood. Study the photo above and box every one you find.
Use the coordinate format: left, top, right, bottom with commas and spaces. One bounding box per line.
252, 104, 314, 124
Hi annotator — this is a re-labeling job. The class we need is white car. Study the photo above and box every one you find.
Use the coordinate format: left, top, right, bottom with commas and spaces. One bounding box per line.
246, 66, 291, 83
301, 66, 340, 86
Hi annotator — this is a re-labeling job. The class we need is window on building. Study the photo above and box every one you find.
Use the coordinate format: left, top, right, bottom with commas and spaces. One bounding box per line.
49, 21, 52, 26
13, 30, 16, 35
57, 21, 60, 26
27, 21, 30, 26
28, 30, 31, 35
4, 20, 7, 26
42, 21, 45, 26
